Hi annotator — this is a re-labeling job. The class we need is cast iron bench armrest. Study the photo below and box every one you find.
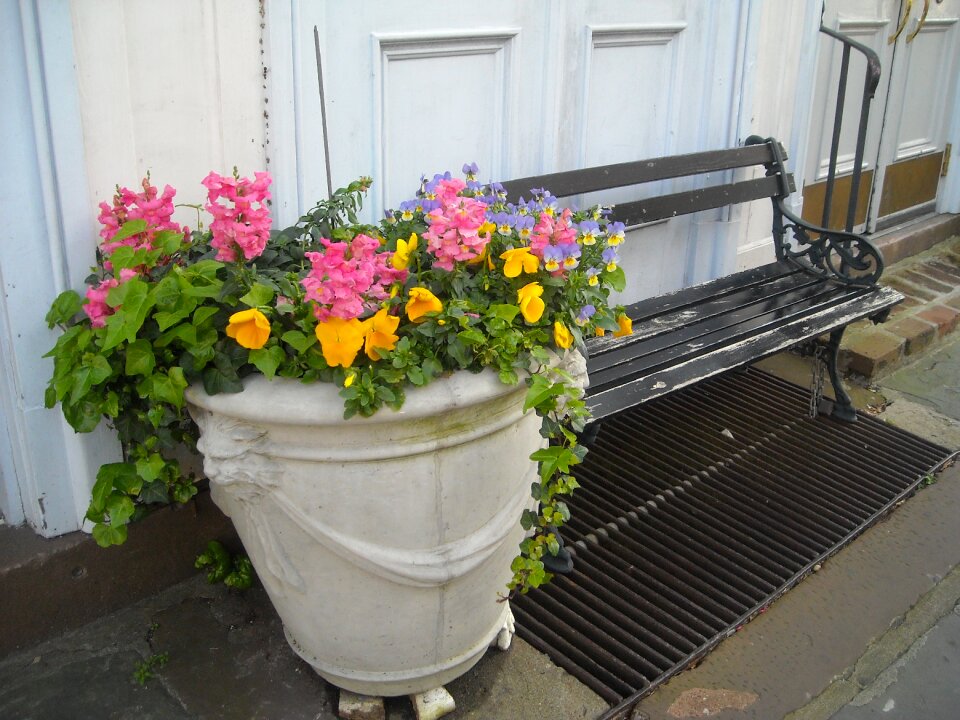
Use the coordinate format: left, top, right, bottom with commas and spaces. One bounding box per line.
745, 135, 885, 288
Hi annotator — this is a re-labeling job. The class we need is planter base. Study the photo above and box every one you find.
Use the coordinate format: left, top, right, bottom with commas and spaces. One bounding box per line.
285, 601, 514, 697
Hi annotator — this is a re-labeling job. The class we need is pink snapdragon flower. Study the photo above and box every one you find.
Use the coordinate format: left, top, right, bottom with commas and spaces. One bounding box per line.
302, 234, 408, 321
202, 171, 273, 262
97, 178, 189, 257
421, 178, 491, 271
528, 207, 578, 258
83, 268, 138, 328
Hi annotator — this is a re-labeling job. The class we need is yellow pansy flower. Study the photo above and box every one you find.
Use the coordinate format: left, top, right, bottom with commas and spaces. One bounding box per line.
467, 244, 489, 265
613, 314, 633, 337
405, 287, 443, 322
391, 233, 418, 271
364, 308, 400, 360
499, 248, 540, 278
554, 321, 574, 349
517, 282, 545, 323
314, 317, 366, 368
226, 308, 271, 349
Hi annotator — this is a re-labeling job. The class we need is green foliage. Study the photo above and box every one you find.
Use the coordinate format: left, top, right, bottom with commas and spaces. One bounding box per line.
195, 540, 255, 590
132, 652, 169, 685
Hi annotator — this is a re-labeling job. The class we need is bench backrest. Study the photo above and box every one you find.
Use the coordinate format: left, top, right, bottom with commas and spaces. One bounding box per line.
499, 137, 794, 227
501, 136, 886, 287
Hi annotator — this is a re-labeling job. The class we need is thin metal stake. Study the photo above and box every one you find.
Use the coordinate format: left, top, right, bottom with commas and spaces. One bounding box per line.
314, 25, 334, 200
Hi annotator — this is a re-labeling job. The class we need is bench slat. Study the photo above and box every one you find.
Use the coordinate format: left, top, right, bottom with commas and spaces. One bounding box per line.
499, 144, 780, 200
585, 287, 902, 419
591, 262, 804, 339
609, 175, 795, 226
588, 273, 834, 374
587, 282, 863, 388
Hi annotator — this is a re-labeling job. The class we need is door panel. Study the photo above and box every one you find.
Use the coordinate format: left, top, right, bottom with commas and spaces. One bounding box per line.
295, 1, 744, 303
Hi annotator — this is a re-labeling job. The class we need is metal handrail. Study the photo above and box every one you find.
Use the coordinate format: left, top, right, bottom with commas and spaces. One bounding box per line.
818, 25, 882, 232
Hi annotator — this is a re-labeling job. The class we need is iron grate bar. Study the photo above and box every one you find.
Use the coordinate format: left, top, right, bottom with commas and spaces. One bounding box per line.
513, 368, 955, 716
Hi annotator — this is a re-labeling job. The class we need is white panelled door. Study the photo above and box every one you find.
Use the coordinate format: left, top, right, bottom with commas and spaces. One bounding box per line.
275, 0, 749, 304
809, 0, 960, 231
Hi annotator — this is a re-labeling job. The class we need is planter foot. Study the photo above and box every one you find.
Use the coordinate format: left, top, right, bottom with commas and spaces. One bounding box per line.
491, 601, 516, 651
338, 690, 385, 720
411, 686, 456, 720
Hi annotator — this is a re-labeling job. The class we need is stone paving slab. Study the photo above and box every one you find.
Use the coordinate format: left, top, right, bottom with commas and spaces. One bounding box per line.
0, 574, 606, 720
882, 336, 960, 419
830, 607, 960, 720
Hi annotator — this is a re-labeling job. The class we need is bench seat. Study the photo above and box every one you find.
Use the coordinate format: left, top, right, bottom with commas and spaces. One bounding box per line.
584, 260, 901, 420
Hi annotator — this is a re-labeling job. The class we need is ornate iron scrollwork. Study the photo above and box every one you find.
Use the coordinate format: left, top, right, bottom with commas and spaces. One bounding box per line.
773, 198, 885, 287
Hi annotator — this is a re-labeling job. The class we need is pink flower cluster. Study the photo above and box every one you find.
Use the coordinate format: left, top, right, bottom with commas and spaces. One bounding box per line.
302, 234, 408, 321
528, 208, 578, 258
97, 178, 188, 256
422, 178, 491, 271
202, 171, 272, 262
83, 269, 137, 328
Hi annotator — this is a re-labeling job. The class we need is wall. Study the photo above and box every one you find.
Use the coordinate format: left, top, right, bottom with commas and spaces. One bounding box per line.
0, 0, 267, 536
71, 0, 268, 227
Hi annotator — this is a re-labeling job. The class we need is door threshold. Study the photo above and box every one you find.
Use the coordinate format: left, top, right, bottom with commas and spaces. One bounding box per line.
869, 212, 960, 265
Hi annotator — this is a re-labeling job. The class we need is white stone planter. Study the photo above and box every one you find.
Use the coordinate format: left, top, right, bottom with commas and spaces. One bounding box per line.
185, 370, 541, 697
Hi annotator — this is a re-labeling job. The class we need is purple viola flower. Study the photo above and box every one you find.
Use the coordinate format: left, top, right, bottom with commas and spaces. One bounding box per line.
602, 246, 620, 271
384, 209, 397, 224
542, 245, 564, 272
515, 214, 535, 239
559, 242, 581, 270
586, 267, 601, 286
579, 220, 600, 245
576, 304, 596, 325
398, 199, 419, 221
462, 162, 479, 179
488, 211, 516, 234
607, 221, 626, 246
466, 179, 484, 196
488, 182, 507, 200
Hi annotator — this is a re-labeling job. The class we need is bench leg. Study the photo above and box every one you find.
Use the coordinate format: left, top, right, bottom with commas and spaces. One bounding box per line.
825, 327, 857, 422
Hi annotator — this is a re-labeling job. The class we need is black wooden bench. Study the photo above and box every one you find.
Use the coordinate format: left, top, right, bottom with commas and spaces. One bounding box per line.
501, 136, 903, 426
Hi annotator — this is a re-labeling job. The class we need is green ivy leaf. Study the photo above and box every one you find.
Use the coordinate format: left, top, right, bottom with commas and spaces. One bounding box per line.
111, 219, 148, 244
102, 279, 154, 350
62, 398, 101, 433
240, 283, 275, 308
604, 266, 627, 292
202, 366, 244, 395
92, 522, 128, 547
192, 306, 219, 327
135, 453, 167, 484
105, 493, 135, 527
523, 376, 566, 413
45, 291, 82, 327
154, 229, 184, 256
457, 329, 486, 346
487, 304, 520, 322
281, 330, 317, 353
249, 346, 284, 379
124, 339, 156, 376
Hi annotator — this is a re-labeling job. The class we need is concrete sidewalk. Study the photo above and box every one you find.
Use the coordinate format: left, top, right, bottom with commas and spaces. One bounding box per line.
3, 243, 960, 720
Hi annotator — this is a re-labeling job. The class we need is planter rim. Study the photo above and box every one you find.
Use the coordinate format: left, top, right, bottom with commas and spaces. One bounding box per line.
184, 368, 525, 426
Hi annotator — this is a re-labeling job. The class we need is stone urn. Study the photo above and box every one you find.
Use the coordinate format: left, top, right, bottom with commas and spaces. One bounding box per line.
185, 369, 541, 697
